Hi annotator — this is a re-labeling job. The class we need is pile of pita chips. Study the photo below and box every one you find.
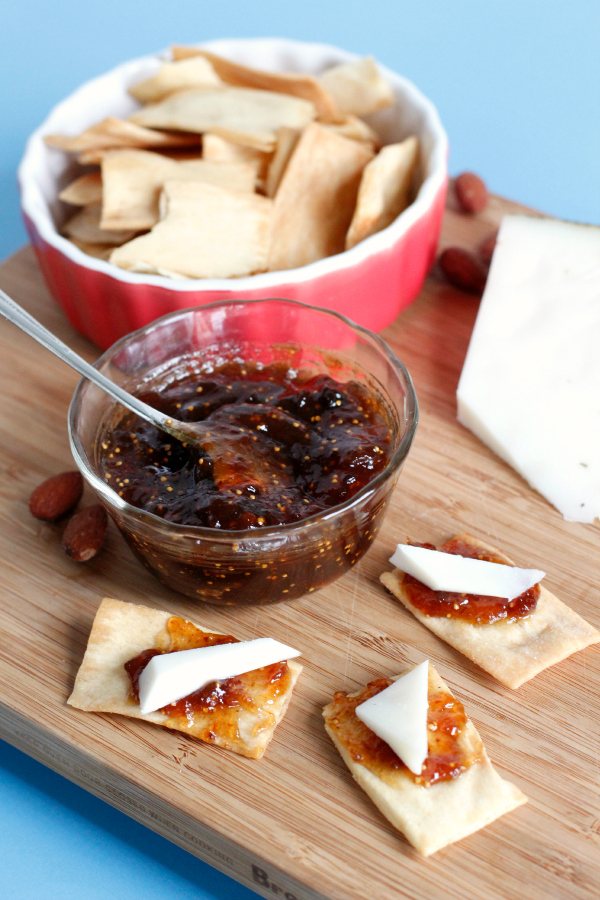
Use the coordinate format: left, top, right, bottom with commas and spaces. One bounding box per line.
47, 47, 421, 280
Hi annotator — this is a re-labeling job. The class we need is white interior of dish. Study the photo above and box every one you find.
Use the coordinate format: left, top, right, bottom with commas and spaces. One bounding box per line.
19, 37, 448, 290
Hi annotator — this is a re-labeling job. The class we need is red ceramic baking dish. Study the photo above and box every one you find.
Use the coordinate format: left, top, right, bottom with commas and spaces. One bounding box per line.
19, 38, 448, 350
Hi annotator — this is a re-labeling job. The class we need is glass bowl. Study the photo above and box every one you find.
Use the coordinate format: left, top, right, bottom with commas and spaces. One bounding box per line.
69, 298, 418, 605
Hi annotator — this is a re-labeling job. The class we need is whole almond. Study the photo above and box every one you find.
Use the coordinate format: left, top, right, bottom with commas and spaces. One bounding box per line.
479, 230, 498, 265
455, 172, 488, 214
439, 247, 487, 294
62, 505, 108, 562
29, 471, 84, 521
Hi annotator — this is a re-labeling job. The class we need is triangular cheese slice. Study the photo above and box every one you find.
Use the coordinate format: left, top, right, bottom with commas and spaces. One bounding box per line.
355, 660, 428, 774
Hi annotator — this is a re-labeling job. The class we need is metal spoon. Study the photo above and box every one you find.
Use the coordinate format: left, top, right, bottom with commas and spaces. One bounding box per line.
0, 288, 310, 490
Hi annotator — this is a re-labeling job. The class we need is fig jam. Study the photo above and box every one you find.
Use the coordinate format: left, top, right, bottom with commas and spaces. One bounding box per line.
100, 360, 392, 529
324, 671, 482, 788
402, 539, 540, 625
97, 358, 396, 605
125, 616, 292, 750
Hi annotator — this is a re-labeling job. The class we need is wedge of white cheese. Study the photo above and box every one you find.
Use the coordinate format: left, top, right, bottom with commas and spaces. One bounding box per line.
390, 544, 544, 600
457, 214, 600, 523
356, 660, 429, 775
139, 637, 301, 715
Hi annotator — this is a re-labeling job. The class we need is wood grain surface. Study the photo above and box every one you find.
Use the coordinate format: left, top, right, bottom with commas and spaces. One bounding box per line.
0, 192, 599, 900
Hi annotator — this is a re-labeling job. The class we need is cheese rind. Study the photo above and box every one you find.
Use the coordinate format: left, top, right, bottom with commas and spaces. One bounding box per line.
389, 544, 544, 600
457, 214, 600, 523
139, 637, 301, 714
355, 660, 429, 775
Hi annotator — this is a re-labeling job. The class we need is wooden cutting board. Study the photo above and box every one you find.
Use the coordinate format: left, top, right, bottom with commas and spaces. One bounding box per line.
1, 192, 599, 900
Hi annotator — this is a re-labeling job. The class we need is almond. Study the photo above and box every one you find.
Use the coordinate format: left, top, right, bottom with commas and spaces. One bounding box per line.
455, 172, 488, 214
29, 471, 84, 521
479, 230, 498, 265
439, 247, 487, 294
62, 505, 108, 562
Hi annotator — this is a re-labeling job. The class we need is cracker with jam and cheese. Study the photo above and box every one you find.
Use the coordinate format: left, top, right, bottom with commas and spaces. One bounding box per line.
68, 598, 302, 759
381, 532, 600, 689
323, 661, 526, 856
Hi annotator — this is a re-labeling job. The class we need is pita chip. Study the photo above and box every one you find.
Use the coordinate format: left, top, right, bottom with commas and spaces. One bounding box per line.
265, 126, 301, 198
322, 115, 380, 148
129, 87, 316, 153
318, 57, 395, 118
172, 46, 339, 122
100, 148, 256, 231
67, 237, 114, 261
44, 117, 202, 156
128, 56, 222, 104
346, 135, 419, 249
62, 203, 138, 246
268, 122, 374, 271
59, 171, 103, 206
110, 180, 273, 279
202, 132, 272, 187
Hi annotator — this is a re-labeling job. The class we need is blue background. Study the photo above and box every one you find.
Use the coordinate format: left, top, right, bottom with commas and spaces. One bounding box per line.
1, 3, 599, 898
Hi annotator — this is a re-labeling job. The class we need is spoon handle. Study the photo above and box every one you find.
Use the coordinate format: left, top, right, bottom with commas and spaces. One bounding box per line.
0, 287, 178, 434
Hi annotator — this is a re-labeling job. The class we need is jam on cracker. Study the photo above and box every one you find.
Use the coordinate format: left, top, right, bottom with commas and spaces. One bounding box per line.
403, 539, 540, 625
125, 616, 292, 742
325, 670, 482, 788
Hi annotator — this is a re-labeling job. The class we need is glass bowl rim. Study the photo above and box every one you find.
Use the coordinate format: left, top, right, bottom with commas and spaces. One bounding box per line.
68, 296, 419, 538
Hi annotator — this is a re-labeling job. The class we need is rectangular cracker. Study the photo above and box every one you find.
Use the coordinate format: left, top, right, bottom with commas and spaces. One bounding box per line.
59, 171, 103, 206
202, 132, 272, 188
68, 598, 302, 759
264, 126, 301, 198
62, 203, 138, 246
321, 115, 380, 149
381, 533, 600, 689
110, 180, 273, 279
44, 116, 202, 154
268, 122, 374, 271
100, 148, 256, 231
129, 87, 316, 153
323, 664, 526, 856
128, 56, 222, 104
171, 46, 339, 122
67, 237, 113, 261
318, 57, 395, 118
345, 135, 419, 249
